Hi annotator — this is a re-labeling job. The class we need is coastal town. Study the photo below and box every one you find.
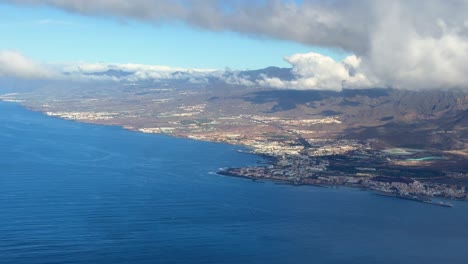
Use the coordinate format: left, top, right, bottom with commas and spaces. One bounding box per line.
219, 156, 468, 206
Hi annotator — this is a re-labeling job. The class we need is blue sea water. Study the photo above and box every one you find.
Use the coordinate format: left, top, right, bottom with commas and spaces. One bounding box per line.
1, 101, 468, 264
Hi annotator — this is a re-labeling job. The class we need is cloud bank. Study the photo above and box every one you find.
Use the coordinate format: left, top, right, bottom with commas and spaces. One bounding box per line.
0, 51, 58, 79
258, 53, 377, 91
3, 0, 468, 90
0, 50, 372, 90
0, 51, 220, 84
62, 62, 220, 83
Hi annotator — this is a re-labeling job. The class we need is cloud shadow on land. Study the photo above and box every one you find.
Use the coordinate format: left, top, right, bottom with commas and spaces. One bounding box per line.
242, 88, 391, 113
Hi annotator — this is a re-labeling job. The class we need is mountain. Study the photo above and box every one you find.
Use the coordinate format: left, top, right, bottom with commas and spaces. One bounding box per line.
238, 66, 294, 81
2, 66, 466, 153
241, 87, 467, 151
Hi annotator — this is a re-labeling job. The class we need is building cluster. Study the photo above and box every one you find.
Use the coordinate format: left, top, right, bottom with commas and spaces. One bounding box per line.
0, 93, 23, 103
177, 104, 206, 112
139, 127, 175, 134
365, 179, 467, 199
244, 115, 341, 125
277, 117, 342, 126
305, 139, 368, 156
222, 164, 468, 200
220, 145, 468, 201
45, 111, 117, 121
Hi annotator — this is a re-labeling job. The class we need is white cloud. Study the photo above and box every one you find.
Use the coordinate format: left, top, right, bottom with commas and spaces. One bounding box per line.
63, 62, 215, 75
0, 51, 220, 83
59, 61, 220, 83
257, 53, 378, 91
366, 1, 468, 90
221, 71, 255, 86
0, 46, 465, 92
0, 50, 59, 79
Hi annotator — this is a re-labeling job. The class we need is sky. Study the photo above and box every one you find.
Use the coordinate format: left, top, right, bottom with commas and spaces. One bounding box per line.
0, 0, 467, 91
0, 2, 345, 70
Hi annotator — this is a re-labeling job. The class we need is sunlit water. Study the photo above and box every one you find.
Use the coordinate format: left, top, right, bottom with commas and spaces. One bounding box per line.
1, 101, 467, 264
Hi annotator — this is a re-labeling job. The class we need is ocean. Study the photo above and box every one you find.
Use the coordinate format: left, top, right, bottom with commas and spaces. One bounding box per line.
1, 101, 467, 264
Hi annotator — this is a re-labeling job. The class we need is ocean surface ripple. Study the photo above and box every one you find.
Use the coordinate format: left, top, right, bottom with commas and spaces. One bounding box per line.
1, 102, 468, 264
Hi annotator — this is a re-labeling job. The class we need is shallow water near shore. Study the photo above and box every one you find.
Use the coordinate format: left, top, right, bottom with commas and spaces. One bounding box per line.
1, 101, 468, 264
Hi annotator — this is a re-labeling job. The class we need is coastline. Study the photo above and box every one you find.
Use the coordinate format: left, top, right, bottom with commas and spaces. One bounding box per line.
13, 101, 253, 149
217, 168, 459, 207
4, 100, 467, 206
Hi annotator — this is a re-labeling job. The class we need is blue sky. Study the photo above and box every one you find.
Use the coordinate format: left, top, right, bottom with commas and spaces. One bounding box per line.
0, 1, 465, 91
0, 2, 346, 70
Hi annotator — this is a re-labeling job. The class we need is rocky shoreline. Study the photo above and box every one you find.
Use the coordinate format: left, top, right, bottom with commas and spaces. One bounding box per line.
218, 161, 468, 206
